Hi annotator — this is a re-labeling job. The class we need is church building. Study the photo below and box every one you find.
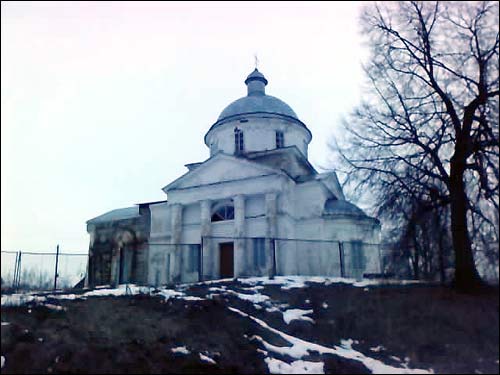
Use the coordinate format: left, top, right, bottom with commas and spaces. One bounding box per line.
85, 68, 381, 287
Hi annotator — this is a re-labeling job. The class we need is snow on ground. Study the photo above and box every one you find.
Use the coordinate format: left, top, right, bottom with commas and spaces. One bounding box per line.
265, 357, 325, 374
370, 345, 385, 353
180, 296, 204, 301
1, 276, 435, 374
171, 346, 190, 355
237, 276, 426, 290
44, 303, 66, 311
0, 284, 204, 307
1, 294, 47, 307
1, 276, 425, 307
241, 285, 265, 291
199, 353, 216, 364
156, 289, 185, 301
228, 290, 270, 304
229, 307, 433, 374
282, 309, 315, 325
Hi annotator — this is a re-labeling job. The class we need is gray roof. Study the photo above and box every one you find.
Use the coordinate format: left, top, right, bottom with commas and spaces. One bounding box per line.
87, 206, 140, 224
323, 199, 367, 218
217, 94, 299, 122
244, 68, 268, 85
206, 69, 311, 138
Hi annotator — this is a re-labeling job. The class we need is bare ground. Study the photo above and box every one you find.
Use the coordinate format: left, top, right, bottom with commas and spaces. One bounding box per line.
1, 279, 498, 374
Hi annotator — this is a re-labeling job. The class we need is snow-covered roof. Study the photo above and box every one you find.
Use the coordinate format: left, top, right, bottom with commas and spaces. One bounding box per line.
323, 199, 367, 218
87, 206, 140, 224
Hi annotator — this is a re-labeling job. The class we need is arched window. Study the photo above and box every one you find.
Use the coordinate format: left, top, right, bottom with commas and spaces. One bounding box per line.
234, 127, 244, 154
211, 201, 235, 222
276, 131, 284, 148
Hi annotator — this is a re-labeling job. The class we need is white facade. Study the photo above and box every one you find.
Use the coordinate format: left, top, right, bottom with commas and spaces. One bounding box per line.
146, 69, 381, 285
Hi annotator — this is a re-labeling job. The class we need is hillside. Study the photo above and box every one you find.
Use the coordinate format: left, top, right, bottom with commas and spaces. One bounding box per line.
1, 277, 498, 374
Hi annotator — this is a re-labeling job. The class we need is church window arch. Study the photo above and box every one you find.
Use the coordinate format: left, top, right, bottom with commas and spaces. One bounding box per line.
276, 131, 284, 148
211, 200, 235, 222
234, 128, 244, 154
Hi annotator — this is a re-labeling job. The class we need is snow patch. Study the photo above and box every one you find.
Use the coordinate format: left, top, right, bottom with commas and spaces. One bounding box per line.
180, 296, 204, 301
44, 303, 65, 311
265, 357, 324, 374
82, 284, 151, 297
208, 287, 228, 293
283, 309, 315, 325
221, 289, 270, 304
156, 289, 185, 300
199, 353, 216, 364
171, 346, 190, 355
229, 307, 433, 374
265, 306, 281, 313
1, 294, 47, 306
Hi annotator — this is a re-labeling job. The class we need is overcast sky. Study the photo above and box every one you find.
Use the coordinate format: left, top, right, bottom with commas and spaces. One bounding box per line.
1, 1, 370, 253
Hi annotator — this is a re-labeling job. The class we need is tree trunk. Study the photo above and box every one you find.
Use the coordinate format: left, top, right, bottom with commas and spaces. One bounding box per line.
449, 158, 484, 290
412, 233, 420, 280
434, 212, 446, 284
438, 232, 446, 285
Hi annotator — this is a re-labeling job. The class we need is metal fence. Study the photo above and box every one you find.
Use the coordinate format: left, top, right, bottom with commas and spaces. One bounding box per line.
145, 237, 385, 286
148, 243, 201, 285
1, 246, 88, 292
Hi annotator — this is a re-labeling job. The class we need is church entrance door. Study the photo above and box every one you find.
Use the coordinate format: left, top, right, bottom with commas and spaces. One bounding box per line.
219, 242, 234, 278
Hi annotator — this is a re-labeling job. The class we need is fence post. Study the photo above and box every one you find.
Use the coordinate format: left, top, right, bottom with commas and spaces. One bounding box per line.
54, 244, 60, 290
270, 238, 276, 280
199, 238, 204, 282
339, 242, 345, 278
17, 251, 22, 290
12, 252, 19, 289
378, 244, 382, 274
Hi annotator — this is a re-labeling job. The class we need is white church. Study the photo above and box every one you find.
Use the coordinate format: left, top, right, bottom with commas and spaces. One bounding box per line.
86, 68, 381, 287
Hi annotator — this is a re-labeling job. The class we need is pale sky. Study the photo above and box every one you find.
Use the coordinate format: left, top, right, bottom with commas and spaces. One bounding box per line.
1, 1, 369, 253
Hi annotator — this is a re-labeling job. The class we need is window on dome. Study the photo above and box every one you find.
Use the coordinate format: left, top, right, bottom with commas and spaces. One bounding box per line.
211, 202, 235, 222
234, 128, 244, 154
276, 131, 284, 148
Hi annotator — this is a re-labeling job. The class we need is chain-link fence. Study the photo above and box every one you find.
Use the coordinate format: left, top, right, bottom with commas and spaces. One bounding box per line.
1, 249, 88, 292
147, 243, 201, 285
144, 237, 384, 286
274, 238, 381, 279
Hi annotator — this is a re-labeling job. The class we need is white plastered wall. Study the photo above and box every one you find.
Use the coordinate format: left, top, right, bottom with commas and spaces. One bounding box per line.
206, 117, 311, 157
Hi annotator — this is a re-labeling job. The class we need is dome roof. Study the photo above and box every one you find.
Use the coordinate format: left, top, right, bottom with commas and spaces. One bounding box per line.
205, 68, 312, 143
323, 199, 368, 218
213, 68, 304, 125
245, 69, 268, 85
217, 94, 299, 122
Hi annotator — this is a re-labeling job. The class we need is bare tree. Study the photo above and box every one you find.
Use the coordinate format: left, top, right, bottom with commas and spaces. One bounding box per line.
336, 1, 499, 290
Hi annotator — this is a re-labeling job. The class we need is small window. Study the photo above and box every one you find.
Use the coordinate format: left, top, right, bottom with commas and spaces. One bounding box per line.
211, 204, 235, 222
234, 128, 244, 154
253, 238, 266, 268
276, 131, 284, 148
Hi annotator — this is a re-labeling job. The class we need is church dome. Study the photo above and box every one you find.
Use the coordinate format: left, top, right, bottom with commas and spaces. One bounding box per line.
204, 68, 312, 157
211, 68, 305, 128
217, 95, 299, 122
323, 199, 368, 218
